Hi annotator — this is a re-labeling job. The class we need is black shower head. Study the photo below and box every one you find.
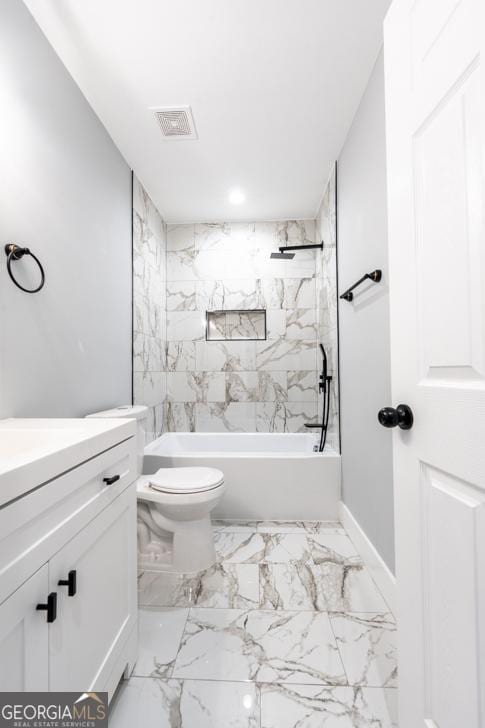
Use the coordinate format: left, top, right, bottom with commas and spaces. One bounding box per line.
270, 241, 324, 260
270, 251, 295, 260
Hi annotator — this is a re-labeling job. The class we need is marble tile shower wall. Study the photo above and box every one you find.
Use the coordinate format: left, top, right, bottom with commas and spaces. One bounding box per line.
133, 176, 167, 442
165, 221, 324, 434
316, 163, 340, 448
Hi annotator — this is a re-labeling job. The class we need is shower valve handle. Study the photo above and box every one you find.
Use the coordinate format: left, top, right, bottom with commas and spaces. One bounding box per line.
378, 404, 413, 430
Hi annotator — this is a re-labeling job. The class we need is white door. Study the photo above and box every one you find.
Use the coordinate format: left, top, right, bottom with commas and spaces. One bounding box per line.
384, 0, 484, 726
48, 486, 137, 692
0, 565, 49, 691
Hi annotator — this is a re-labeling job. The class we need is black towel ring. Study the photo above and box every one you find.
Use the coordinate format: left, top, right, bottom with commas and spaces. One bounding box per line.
4, 244, 45, 293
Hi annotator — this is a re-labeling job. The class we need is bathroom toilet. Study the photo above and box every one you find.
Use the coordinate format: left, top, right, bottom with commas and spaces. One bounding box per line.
86, 406, 225, 573
137, 467, 225, 573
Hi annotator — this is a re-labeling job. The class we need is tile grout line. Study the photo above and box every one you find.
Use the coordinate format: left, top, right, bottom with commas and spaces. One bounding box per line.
168, 605, 191, 680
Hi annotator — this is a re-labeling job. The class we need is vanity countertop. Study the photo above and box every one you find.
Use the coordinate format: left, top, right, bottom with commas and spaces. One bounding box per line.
0, 417, 136, 508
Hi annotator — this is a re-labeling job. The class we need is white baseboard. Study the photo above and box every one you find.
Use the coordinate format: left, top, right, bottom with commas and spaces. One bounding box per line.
339, 501, 396, 614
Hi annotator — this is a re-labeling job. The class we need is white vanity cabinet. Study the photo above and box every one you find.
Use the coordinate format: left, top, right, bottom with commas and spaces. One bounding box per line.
0, 565, 49, 691
49, 486, 136, 691
0, 418, 138, 699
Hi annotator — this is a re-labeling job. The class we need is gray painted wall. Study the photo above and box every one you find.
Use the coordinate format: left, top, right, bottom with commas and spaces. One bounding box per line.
0, 0, 132, 418
337, 51, 395, 570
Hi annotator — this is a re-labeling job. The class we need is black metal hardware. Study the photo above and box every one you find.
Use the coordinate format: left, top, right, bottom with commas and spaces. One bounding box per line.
58, 570, 77, 597
279, 243, 324, 252
271, 241, 324, 259
36, 592, 57, 623
103, 474, 121, 485
4, 244, 45, 293
304, 343, 332, 451
378, 404, 414, 430
340, 269, 382, 302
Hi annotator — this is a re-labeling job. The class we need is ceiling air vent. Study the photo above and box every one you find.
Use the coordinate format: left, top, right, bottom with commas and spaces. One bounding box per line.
152, 106, 198, 140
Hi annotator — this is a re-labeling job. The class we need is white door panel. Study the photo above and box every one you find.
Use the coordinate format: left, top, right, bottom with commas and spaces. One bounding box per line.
385, 0, 484, 725
411, 0, 478, 122
414, 65, 483, 378
421, 466, 485, 727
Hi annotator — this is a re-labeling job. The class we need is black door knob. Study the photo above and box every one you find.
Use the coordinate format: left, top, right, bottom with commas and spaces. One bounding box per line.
378, 404, 413, 430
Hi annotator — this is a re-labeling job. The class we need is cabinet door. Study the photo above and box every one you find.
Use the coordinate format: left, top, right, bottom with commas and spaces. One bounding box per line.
48, 486, 136, 692
0, 565, 49, 690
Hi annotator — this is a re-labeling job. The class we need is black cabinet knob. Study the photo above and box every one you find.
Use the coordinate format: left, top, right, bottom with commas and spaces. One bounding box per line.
58, 569, 77, 597
36, 592, 57, 623
378, 404, 413, 430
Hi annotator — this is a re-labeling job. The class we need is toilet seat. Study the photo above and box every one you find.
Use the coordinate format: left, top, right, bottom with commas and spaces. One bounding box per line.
146, 466, 224, 495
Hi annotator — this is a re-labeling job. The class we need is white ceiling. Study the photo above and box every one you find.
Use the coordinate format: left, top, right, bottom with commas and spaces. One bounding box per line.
23, 0, 390, 223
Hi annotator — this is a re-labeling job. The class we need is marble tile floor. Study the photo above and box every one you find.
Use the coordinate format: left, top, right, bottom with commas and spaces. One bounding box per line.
109, 520, 398, 727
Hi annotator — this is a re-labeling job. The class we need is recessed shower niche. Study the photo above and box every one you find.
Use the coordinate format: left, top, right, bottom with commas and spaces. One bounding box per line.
206, 309, 267, 341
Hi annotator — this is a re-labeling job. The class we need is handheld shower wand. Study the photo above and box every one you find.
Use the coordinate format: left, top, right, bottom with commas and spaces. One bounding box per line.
319, 344, 328, 394
305, 344, 332, 452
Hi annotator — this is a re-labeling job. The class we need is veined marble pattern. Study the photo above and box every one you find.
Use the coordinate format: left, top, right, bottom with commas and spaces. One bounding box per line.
166, 281, 196, 311
286, 309, 318, 340
330, 613, 398, 688
132, 212, 338, 436
196, 402, 256, 432
259, 684, 398, 728
166, 311, 205, 341
138, 563, 259, 610
256, 402, 318, 433
315, 163, 339, 446
260, 562, 327, 611
166, 341, 196, 372
173, 608, 346, 685
134, 608, 189, 678
162, 362, 317, 414
195, 340, 257, 372
255, 339, 317, 371
226, 372, 261, 402
132, 176, 167, 441
214, 532, 312, 564
163, 219, 337, 435
318, 561, 388, 613
287, 370, 318, 401
166, 371, 225, 403
261, 277, 315, 309
117, 520, 396, 728
165, 402, 195, 432
258, 371, 288, 402
256, 520, 344, 534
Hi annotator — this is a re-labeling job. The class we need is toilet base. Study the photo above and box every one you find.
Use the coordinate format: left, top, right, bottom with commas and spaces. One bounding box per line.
137, 503, 217, 574
136, 473, 225, 575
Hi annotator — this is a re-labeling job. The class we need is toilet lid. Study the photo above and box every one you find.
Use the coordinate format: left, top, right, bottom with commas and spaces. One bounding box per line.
147, 467, 224, 494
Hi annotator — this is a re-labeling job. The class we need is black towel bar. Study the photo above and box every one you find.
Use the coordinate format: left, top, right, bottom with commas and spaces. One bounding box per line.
340, 269, 382, 302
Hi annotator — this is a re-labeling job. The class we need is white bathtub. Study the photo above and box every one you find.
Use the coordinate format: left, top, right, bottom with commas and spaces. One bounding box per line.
143, 433, 341, 521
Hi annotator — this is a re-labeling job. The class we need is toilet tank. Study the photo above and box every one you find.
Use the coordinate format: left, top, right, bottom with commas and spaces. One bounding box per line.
85, 405, 148, 474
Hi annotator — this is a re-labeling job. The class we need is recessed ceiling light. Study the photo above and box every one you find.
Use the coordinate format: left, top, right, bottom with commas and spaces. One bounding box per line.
228, 189, 245, 205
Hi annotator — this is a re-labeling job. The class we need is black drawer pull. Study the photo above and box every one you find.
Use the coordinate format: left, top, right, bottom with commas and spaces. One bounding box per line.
36, 592, 57, 623
58, 570, 77, 597
103, 474, 120, 486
